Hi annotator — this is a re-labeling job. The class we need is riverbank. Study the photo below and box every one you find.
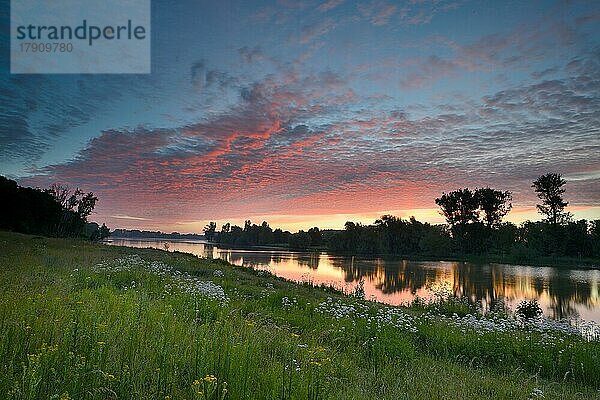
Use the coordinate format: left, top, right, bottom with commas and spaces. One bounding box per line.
1, 231, 599, 399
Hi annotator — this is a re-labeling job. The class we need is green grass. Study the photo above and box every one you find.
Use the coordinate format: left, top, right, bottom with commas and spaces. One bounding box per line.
0, 231, 599, 400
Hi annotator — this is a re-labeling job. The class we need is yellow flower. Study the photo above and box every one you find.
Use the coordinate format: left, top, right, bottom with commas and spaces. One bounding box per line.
203, 374, 217, 383
97, 341, 106, 346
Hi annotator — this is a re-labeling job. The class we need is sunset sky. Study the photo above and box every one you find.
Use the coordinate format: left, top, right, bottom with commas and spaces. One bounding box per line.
1, 0, 599, 232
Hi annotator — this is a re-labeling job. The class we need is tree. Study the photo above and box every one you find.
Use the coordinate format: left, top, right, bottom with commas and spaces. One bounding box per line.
374, 215, 424, 255
436, 188, 487, 253
289, 231, 311, 250
258, 221, 274, 244
307, 227, 323, 246
203, 222, 217, 242
46, 184, 98, 236
532, 173, 570, 225
435, 188, 480, 228
77, 192, 98, 220
0, 177, 102, 238
47, 183, 72, 209
273, 228, 285, 243
419, 224, 452, 256
0, 176, 62, 236
590, 220, 600, 257
475, 187, 512, 228
99, 223, 111, 239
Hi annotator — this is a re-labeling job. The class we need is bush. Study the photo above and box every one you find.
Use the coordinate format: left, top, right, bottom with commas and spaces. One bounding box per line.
515, 299, 543, 320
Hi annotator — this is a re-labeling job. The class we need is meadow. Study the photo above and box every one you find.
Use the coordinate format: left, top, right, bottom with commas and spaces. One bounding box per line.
0, 231, 599, 400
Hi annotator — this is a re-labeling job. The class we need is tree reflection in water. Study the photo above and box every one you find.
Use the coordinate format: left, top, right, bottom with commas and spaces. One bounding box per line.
327, 257, 597, 321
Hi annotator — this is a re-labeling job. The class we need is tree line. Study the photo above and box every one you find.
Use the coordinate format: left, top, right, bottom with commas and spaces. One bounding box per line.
208, 220, 324, 250
0, 176, 109, 240
111, 229, 204, 240
206, 173, 600, 259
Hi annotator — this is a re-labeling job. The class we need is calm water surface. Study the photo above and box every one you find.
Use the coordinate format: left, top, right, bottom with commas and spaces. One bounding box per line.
105, 238, 600, 323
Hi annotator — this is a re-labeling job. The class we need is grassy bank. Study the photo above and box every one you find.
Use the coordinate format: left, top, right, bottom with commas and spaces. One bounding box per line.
0, 231, 599, 400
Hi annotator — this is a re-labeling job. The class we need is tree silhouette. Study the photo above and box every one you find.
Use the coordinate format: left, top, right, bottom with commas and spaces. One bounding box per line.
0, 176, 62, 236
289, 230, 311, 250
203, 221, 217, 242
590, 220, 600, 257
77, 192, 98, 220
47, 183, 72, 209
99, 223, 111, 239
436, 188, 496, 253
475, 187, 512, 228
1, 176, 106, 239
307, 227, 323, 246
216, 219, 288, 247
532, 173, 570, 225
46, 184, 98, 236
435, 188, 480, 228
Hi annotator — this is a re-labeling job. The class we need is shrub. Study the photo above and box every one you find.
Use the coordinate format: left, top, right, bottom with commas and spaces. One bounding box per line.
515, 299, 543, 320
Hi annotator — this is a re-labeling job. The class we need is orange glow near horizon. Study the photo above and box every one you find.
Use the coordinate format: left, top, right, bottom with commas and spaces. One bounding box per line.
107, 205, 600, 234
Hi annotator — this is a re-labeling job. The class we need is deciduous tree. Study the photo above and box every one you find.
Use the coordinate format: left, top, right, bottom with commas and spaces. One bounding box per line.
203, 221, 217, 242
532, 173, 570, 225
475, 187, 512, 228
435, 188, 480, 228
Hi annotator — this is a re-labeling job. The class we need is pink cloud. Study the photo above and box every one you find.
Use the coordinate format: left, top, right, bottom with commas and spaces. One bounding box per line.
358, 1, 397, 26
318, 0, 344, 12
298, 18, 337, 44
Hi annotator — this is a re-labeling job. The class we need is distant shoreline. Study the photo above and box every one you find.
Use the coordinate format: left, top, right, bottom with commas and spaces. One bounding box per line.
106, 236, 271, 246
106, 236, 207, 244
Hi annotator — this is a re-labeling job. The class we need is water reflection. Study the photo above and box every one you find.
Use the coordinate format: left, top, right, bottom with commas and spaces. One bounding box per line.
105, 238, 600, 323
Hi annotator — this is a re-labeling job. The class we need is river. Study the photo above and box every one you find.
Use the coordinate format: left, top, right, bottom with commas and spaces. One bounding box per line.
105, 238, 600, 323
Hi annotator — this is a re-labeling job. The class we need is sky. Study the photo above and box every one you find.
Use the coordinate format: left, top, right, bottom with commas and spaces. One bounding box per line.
1, 0, 599, 233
